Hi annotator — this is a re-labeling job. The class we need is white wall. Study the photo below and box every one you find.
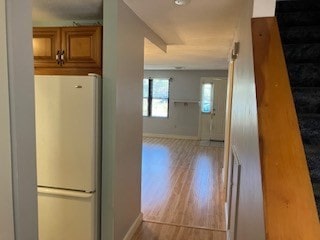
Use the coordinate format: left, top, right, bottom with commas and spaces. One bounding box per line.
3, 0, 38, 239
0, 1, 15, 239
143, 70, 228, 138
228, 0, 265, 239
253, 0, 276, 17
102, 0, 144, 239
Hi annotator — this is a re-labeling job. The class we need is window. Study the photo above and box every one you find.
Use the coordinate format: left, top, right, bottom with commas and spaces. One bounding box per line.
201, 83, 213, 113
143, 78, 170, 117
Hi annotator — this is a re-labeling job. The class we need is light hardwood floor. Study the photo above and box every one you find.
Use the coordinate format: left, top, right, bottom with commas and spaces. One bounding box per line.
132, 222, 226, 240
133, 137, 226, 239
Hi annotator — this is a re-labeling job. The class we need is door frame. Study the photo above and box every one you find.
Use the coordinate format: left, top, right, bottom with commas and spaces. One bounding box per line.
1, 0, 38, 239
0, 1, 15, 237
223, 60, 235, 193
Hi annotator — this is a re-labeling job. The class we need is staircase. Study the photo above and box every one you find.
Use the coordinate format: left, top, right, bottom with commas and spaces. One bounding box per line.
276, 0, 320, 217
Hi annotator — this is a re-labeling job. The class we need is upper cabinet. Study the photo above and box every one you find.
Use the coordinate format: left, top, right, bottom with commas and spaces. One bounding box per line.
33, 27, 61, 68
33, 26, 102, 75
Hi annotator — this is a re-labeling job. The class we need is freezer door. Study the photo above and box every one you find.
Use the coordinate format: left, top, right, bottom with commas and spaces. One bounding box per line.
35, 75, 100, 191
38, 187, 98, 240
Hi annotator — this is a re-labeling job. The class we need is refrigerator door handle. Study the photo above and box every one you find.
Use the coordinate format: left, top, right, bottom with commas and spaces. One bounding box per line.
38, 187, 94, 198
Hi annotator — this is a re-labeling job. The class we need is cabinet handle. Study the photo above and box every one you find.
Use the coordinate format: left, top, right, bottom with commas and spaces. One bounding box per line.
56, 50, 60, 65
60, 50, 65, 66
55, 50, 65, 66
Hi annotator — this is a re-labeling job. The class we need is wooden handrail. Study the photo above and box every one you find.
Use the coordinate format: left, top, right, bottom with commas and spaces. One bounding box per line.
252, 17, 320, 239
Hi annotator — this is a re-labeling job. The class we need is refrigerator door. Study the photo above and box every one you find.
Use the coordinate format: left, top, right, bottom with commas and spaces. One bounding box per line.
38, 187, 98, 240
35, 75, 100, 192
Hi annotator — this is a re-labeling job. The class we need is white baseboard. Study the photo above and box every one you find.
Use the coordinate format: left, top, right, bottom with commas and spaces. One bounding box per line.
143, 133, 199, 140
123, 212, 143, 240
225, 202, 229, 230
222, 166, 225, 183
227, 230, 231, 240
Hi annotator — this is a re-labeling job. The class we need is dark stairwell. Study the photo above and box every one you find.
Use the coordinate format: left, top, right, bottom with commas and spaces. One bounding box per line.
276, 0, 320, 217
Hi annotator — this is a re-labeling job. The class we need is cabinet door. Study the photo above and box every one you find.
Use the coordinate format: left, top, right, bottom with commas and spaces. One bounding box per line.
33, 28, 60, 68
61, 26, 102, 69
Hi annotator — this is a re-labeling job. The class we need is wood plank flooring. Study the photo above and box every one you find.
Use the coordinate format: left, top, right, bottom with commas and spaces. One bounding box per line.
132, 222, 226, 240
139, 137, 226, 238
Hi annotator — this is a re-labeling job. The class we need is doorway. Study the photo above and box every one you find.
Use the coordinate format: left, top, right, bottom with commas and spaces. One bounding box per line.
199, 77, 227, 141
139, 71, 229, 238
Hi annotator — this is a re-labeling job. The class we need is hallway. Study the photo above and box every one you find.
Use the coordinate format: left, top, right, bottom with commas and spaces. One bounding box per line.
132, 137, 226, 239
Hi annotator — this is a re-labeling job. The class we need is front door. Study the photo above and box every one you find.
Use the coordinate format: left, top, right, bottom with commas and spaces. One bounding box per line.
199, 77, 227, 141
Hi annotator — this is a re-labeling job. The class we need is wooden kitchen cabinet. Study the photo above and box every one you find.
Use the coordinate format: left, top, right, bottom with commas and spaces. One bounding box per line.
33, 27, 61, 68
33, 26, 102, 75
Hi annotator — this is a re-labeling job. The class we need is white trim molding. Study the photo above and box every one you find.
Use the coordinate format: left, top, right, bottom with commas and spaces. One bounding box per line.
123, 213, 143, 240
0, 0, 15, 238
143, 133, 199, 140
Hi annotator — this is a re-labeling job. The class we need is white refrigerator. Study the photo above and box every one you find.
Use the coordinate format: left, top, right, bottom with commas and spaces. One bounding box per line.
34, 74, 101, 240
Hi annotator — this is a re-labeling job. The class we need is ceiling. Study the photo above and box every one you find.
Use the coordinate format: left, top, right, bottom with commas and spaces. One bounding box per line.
32, 0, 242, 70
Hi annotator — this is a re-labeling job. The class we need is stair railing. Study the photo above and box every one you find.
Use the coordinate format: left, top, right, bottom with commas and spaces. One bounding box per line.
252, 17, 320, 239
